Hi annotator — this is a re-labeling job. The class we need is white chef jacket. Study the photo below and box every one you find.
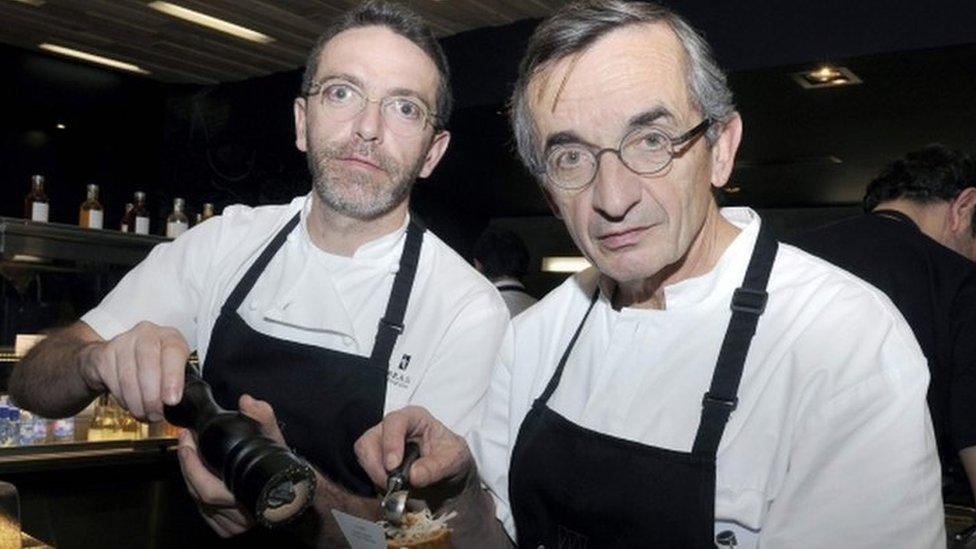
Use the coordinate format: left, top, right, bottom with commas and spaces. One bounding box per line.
83, 193, 509, 436
493, 277, 538, 318
468, 207, 945, 548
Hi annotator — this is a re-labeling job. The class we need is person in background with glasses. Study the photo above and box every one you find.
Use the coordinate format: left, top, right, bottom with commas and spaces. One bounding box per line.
9, 1, 508, 545
354, 1, 944, 547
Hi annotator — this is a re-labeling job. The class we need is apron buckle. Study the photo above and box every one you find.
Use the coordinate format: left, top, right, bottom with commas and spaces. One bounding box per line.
730, 287, 768, 315
702, 392, 738, 411
379, 318, 405, 334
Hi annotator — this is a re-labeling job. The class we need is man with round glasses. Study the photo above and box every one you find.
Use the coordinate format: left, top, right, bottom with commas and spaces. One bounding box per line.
10, 0, 508, 545
355, 1, 944, 547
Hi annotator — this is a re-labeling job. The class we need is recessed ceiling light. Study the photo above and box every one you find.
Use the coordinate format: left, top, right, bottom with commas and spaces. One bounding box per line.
56, 123, 66, 130
148, 1, 274, 44
541, 256, 591, 273
793, 65, 862, 89
39, 43, 150, 74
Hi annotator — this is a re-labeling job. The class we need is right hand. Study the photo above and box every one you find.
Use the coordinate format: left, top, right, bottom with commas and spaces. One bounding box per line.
177, 394, 284, 538
79, 321, 190, 422
355, 405, 474, 490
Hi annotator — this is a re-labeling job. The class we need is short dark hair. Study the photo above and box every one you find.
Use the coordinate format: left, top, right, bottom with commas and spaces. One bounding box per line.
473, 227, 531, 280
863, 144, 976, 234
300, 0, 452, 130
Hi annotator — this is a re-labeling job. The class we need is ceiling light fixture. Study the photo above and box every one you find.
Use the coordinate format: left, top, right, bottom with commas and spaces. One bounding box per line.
541, 256, 591, 273
793, 65, 862, 89
148, 1, 274, 44
38, 43, 150, 74
56, 123, 66, 130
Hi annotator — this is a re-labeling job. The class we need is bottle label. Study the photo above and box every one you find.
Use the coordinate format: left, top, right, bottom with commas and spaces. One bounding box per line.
31, 202, 49, 222
135, 216, 150, 235
87, 210, 104, 229
166, 220, 189, 238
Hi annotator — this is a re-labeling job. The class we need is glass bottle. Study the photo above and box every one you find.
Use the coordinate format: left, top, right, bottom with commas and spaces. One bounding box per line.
130, 191, 150, 235
78, 183, 104, 229
24, 175, 49, 222
166, 197, 189, 238
120, 203, 134, 232
201, 203, 215, 221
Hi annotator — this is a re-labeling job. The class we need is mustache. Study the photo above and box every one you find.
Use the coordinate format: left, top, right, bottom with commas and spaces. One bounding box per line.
316, 139, 397, 173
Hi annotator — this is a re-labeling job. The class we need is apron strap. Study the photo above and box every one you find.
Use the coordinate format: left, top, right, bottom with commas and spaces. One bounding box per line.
370, 218, 425, 365
222, 212, 302, 314
692, 220, 778, 456
538, 287, 601, 404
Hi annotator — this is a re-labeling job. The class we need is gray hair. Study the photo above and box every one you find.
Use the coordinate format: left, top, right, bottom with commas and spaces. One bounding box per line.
300, 0, 452, 130
511, 0, 735, 176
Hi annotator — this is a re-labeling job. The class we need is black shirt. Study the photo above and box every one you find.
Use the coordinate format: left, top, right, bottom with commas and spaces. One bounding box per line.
789, 211, 976, 472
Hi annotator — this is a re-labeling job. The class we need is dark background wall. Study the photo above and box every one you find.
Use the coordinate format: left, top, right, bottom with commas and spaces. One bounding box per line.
3, 44, 167, 229
3, 2, 976, 300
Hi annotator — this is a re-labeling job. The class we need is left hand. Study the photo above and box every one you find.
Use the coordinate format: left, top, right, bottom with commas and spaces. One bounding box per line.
176, 394, 285, 538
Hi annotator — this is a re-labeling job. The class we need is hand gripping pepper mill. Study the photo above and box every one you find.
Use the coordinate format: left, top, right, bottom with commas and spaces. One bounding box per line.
163, 364, 316, 527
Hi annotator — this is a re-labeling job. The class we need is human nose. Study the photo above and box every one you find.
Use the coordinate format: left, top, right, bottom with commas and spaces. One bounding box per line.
352, 98, 384, 142
590, 151, 641, 220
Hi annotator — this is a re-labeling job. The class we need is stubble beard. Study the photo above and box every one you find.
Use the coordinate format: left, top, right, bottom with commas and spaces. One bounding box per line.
308, 136, 428, 221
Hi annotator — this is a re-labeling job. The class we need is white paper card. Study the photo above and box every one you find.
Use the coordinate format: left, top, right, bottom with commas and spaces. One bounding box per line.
331, 509, 386, 549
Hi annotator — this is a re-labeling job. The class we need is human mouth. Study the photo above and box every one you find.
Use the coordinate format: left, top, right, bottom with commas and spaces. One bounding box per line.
337, 155, 383, 172
597, 225, 653, 250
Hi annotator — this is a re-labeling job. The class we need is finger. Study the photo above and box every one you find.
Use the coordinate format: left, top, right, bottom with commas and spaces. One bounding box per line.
214, 511, 251, 536
199, 512, 234, 538
176, 431, 202, 501
199, 508, 250, 538
177, 431, 235, 506
238, 395, 284, 444
159, 329, 189, 406
409, 446, 466, 488
136, 343, 163, 422
119, 342, 149, 420
379, 410, 414, 471
354, 424, 390, 487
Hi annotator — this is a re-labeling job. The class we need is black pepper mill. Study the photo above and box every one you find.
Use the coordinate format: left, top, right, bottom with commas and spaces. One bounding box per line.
163, 364, 316, 527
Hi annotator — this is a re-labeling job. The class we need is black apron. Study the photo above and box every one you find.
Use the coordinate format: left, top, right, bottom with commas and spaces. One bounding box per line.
202, 212, 424, 496
509, 221, 777, 549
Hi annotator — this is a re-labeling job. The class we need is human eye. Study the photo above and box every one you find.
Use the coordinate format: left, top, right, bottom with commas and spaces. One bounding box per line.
322, 83, 360, 105
550, 147, 590, 171
388, 98, 424, 122
629, 127, 670, 152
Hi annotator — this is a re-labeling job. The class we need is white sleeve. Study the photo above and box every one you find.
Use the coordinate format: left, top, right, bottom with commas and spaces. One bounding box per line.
467, 322, 518, 539
81, 218, 221, 349
407, 291, 509, 438
758, 316, 945, 548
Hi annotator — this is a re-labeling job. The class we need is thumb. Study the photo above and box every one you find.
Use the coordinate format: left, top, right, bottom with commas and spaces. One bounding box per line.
239, 394, 285, 444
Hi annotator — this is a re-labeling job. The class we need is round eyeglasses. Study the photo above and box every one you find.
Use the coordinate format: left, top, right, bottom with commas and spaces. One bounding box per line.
541, 118, 713, 191
304, 79, 440, 137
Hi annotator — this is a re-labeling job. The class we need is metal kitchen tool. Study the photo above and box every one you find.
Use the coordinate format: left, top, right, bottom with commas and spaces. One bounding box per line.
380, 441, 421, 526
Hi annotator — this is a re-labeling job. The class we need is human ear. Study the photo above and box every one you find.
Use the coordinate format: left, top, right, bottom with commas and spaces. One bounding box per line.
709, 113, 743, 189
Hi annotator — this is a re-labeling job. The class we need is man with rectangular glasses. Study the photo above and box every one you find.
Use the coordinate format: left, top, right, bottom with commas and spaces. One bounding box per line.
10, 1, 508, 545
355, 1, 945, 547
